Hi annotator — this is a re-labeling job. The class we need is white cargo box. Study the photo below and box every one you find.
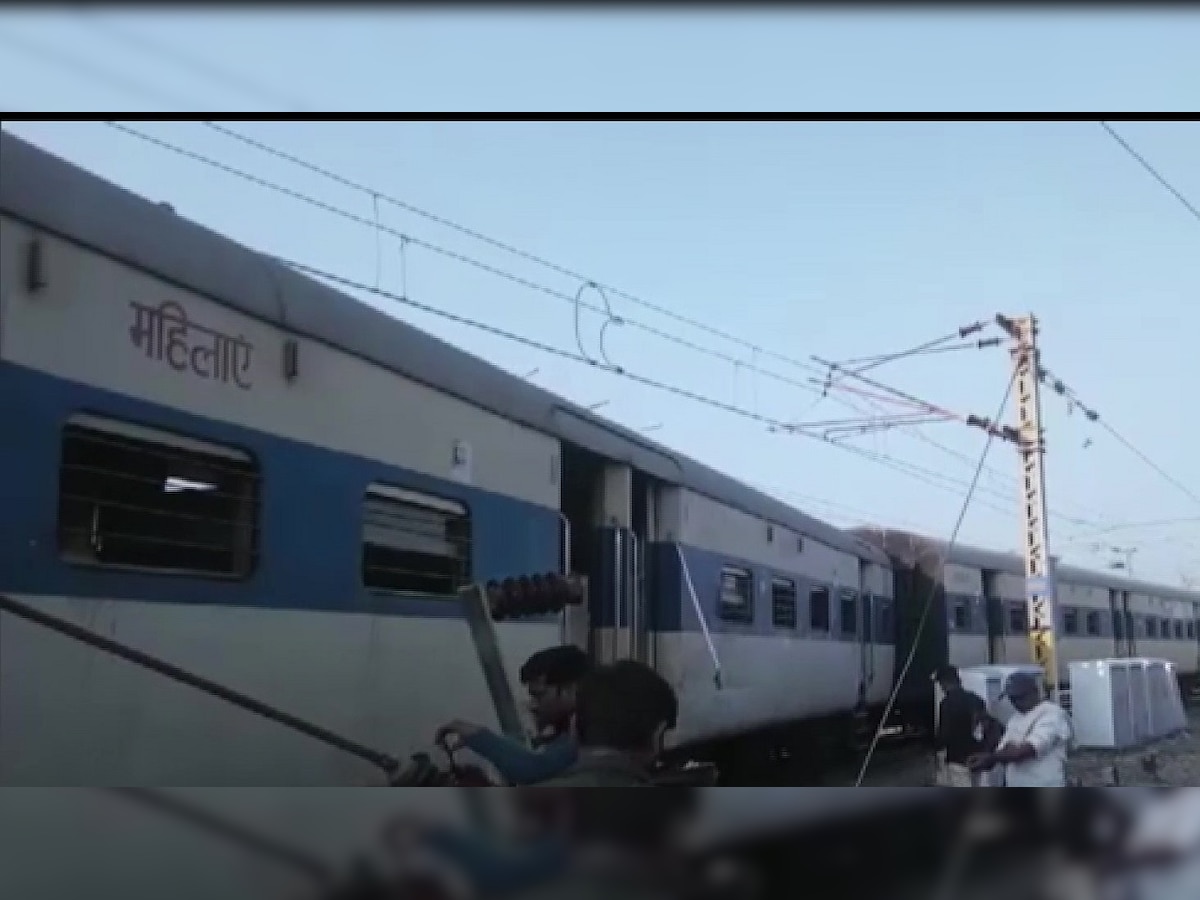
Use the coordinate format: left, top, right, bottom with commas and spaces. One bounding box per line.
1068, 659, 1140, 750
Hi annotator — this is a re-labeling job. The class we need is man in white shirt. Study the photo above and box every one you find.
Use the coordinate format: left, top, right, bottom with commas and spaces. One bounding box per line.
968, 671, 1072, 787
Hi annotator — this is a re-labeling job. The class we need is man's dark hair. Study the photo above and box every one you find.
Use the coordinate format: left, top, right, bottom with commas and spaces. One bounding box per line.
574, 660, 679, 751
934, 664, 961, 685
519, 645, 592, 687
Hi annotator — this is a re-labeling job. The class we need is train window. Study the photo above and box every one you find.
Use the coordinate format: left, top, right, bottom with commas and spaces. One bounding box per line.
1063, 609, 1079, 636
771, 577, 797, 629
951, 599, 969, 632
1189, 621, 1197, 640
1008, 604, 1027, 634
362, 484, 471, 596
1113, 611, 1125, 640
717, 566, 754, 622
1144, 617, 1157, 639
810, 587, 831, 633
1086, 611, 1102, 637
57, 417, 260, 577
1174, 620, 1184, 640
840, 589, 857, 638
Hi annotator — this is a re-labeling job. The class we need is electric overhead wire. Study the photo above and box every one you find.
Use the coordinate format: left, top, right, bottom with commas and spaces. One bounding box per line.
282, 254, 1030, 522
1099, 120, 1200, 227
854, 367, 1018, 788
1039, 362, 1200, 511
101, 120, 1125, 537
102, 121, 1043, 513
0, 28, 205, 110
74, 14, 311, 112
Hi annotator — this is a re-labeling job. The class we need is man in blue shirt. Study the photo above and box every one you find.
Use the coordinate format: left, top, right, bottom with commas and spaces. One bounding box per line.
435, 644, 591, 785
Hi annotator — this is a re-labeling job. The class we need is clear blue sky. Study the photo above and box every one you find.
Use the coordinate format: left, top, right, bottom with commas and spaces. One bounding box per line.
3, 9, 1200, 583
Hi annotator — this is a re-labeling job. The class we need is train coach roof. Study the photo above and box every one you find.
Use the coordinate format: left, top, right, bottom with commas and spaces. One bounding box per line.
0, 130, 888, 566
853, 527, 1200, 603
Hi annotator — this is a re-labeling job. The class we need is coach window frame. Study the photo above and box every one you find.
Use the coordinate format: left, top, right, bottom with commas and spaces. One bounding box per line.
717, 565, 755, 624
361, 482, 473, 597
770, 576, 798, 630
56, 413, 261, 580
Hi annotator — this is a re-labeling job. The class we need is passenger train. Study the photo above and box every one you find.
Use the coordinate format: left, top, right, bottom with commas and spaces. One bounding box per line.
2, 131, 1197, 785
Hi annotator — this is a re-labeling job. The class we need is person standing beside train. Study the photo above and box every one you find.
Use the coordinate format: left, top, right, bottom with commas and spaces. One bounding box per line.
436, 645, 591, 785
932, 665, 989, 787
968, 671, 1072, 787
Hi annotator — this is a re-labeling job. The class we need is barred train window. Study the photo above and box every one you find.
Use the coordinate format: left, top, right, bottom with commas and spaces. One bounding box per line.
810, 587, 831, 632
57, 416, 260, 577
717, 566, 753, 622
771, 577, 797, 630
362, 485, 471, 596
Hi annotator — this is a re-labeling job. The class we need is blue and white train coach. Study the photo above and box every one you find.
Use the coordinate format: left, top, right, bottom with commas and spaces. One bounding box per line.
0, 132, 897, 785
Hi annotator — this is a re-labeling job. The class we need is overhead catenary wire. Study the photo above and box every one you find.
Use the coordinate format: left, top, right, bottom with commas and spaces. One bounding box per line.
74, 14, 312, 112
105, 121, 833, 404
103, 120, 1121, 538
1099, 120, 1200, 227
854, 367, 1018, 788
1039, 362, 1200, 511
0, 28, 205, 110
279, 255, 1037, 523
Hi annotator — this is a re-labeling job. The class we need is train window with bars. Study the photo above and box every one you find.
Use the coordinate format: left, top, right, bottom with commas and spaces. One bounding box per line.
1063, 609, 1079, 636
1008, 603, 1027, 634
771, 577, 797, 629
840, 589, 858, 638
717, 566, 754, 622
362, 484, 471, 596
1189, 620, 1197, 640
57, 416, 260, 577
1086, 610, 1102, 637
810, 586, 831, 633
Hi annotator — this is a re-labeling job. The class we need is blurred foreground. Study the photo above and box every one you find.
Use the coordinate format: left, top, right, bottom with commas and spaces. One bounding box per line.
2, 787, 1199, 900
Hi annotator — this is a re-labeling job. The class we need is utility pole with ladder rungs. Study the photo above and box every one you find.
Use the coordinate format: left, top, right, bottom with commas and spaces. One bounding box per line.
998, 313, 1059, 701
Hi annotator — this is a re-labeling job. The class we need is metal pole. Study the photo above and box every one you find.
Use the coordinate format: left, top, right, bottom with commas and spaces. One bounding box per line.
1000, 313, 1059, 701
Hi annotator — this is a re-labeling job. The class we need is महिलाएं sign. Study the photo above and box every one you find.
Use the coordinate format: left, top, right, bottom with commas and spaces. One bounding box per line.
129, 299, 254, 389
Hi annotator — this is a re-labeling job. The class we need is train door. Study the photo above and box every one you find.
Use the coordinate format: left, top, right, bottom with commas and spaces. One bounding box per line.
559, 443, 637, 664
982, 569, 1005, 664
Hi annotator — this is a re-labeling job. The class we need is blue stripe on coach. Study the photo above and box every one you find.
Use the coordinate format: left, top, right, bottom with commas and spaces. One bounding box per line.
0, 361, 559, 619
